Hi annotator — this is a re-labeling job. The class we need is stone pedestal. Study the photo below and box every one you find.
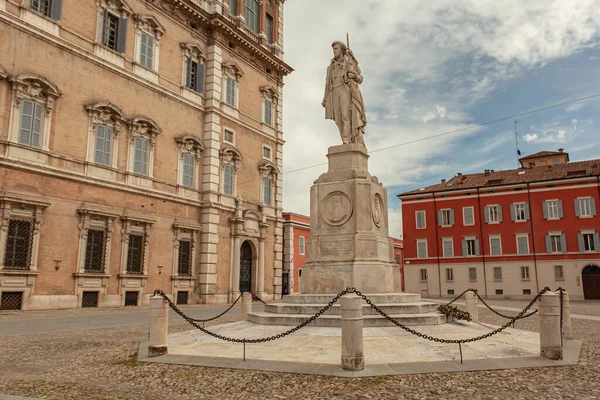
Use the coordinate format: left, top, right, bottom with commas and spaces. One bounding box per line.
341, 294, 365, 370
466, 291, 478, 323
300, 144, 400, 294
539, 292, 563, 360
148, 295, 168, 356
241, 292, 252, 320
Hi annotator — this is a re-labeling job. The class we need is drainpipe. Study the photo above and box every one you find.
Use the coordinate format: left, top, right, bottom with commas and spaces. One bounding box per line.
526, 183, 540, 293
476, 188, 488, 298
432, 192, 442, 298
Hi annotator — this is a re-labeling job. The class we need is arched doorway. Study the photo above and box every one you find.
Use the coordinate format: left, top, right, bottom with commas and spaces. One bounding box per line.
239, 241, 252, 293
582, 265, 600, 300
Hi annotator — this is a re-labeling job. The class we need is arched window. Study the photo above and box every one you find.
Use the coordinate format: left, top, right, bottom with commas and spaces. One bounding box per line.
85, 102, 126, 169
127, 117, 160, 181
220, 146, 243, 197
175, 135, 203, 190
259, 160, 278, 207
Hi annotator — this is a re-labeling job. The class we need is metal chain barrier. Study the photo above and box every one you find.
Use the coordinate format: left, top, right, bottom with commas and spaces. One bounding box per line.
251, 292, 267, 305
557, 287, 564, 346
444, 288, 475, 306
184, 292, 243, 323
473, 291, 539, 320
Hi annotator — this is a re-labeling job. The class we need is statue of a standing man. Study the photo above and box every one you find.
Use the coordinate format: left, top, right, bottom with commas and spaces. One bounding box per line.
322, 41, 367, 145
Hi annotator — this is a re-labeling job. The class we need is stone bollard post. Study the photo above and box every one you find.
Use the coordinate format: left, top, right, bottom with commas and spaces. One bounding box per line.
465, 291, 478, 323
559, 290, 572, 340
241, 292, 252, 320
341, 294, 365, 371
148, 294, 169, 357
539, 292, 563, 360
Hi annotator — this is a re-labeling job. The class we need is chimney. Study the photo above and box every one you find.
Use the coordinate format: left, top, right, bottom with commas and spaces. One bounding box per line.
558, 148, 564, 153
528, 162, 535, 168
484, 169, 491, 176
457, 172, 462, 177
441, 178, 446, 184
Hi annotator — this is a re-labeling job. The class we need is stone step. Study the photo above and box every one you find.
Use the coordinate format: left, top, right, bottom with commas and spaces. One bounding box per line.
247, 312, 449, 327
264, 302, 439, 316
280, 293, 422, 304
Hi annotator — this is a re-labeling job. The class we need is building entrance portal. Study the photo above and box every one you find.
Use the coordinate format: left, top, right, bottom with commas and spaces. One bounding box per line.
239, 241, 252, 293
582, 265, 600, 300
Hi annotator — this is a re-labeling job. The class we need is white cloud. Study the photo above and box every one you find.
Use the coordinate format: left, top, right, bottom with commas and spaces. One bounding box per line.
523, 133, 539, 142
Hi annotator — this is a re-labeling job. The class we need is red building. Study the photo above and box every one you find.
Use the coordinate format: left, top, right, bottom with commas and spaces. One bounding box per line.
398, 150, 600, 300
282, 212, 404, 293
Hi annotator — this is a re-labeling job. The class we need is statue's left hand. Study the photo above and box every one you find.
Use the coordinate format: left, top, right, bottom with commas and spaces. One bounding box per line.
347, 72, 356, 79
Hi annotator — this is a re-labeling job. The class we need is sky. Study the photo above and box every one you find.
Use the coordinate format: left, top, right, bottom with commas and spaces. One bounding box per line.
280, 0, 600, 239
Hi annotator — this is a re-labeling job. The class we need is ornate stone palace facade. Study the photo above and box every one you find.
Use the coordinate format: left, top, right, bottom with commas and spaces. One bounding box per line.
0, 0, 292, 310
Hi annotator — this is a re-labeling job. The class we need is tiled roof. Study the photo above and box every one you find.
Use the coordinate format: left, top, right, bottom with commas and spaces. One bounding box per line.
519, 150, 566, 160
398, 158, 600, 197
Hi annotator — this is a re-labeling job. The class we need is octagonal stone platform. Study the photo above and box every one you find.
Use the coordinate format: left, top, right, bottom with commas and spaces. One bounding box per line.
247, 293, 449, 327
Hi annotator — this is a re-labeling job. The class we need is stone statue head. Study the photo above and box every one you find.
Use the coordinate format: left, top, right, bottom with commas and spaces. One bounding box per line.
331, 41, 347, 58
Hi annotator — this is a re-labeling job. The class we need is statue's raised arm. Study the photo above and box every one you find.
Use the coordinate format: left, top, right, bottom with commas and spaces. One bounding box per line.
322, 41, 367, 145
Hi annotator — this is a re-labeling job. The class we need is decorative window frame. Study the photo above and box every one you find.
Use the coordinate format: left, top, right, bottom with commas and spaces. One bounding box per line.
20, 0, 62, 36
515, 233, 530, 255
94, 0, 132, 65
259, 160, 279, 207
0, 190, 50, 272
132, 14, 164, 82
415, 210, 426, 229
84, 102, 126, 169
220, 145, 243, 197
0, 65, 7, 80
441, 237, 453, 258
180, 43, 206, 98
171, 219, 201, 279
259, 85, 277, 129
223, 127, 235, 145
416, 239, 428, 259
119, 213, 155, 277
462, 206, 474, 226
221, 61, 243, 111
488, 234, 502, 256
175, 135, 204, 190
7, 74, 61, 152
126, 116, 161, 181
262, 144, 272, 161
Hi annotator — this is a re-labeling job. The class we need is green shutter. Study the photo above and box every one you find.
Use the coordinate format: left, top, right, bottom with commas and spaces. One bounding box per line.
196, 62, 205, 93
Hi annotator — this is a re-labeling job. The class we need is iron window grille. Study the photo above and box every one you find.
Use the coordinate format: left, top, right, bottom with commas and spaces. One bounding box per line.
177, 240, 192, 275
0, 292, 23, 310
126, 234, 144, 274
4, 219, 33, 270
84, 229, 106, 272
124, 291, 138, 306
81, 291, 99, 308
176, 291, 189, 305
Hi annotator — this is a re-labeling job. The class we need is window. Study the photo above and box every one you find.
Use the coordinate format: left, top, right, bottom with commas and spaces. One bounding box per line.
299, 236, 305, 255
485, 205, 502, 223
264, 97, 273, 126
19, 100, 43, 148
126, 234, 144, 274
31, 0, 51, 16
575, 198, 596, 217
177, 240, 192, 275
266, 14, 274, 43
489, 236, 502, 256
516, 234, 529, 255
262, 145, 272, 160
579, 233, 599, 252
94, 125, 113, 166
546, 234, 565, 253
224, 129, 234, 144
182, 153, 195, 188
523, 289, 531, 295
468, 267, 477, 281
447, 289, 455, 295
417, 239, 428, 259
133, 137, 149, 175
420, 269, 428, 281
495, 289, 503, 295
102, 12, 121, 51
493, 267, 502, 281
3, 220, 32, 270
224, 163, 234, 195
244, 0, 259, 32
462, 238, 479, 256
512, 203, 528, 222
521, 266, 530, 280
226, 76, 236, 106
229, 0, 237, 14
185, 59, 205, 93
544, 200, 562, 220
84, 229, 106, 272
446, 268, 454, 281
554, 265, 564, 280
139, 32, 154, 69
415, 211, 426, 229
442, 238, 453, 257
263, 177, 272, 205
439, 209, 454, 227
462, 206, 474, 226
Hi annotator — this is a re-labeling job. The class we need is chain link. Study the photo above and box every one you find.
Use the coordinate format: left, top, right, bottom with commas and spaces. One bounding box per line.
445, 288, 475, 306
474, 291, 538, 320
557, 287, 564, 346
185, 292, 243, 323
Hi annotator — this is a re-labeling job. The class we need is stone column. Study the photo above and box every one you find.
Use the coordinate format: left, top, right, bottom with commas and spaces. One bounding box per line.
341, 294, 365, 371
560, 290, 572, 340
539, 291, 563, 360
148, 295, 168, 357
465, 291, 478, 323
257, 237, 265, 296
231, 236, 241, 297
241, 292, 252, 320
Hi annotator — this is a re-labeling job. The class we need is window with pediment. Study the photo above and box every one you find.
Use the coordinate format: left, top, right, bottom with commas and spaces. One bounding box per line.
259, 160, 278, 207
120, 215, 154, 276
222, 61, 244, 108
76, 206, 118, 274
8, 74, 61, 151
259, 85, 277, 127
175, 136, 203, 189
181, 43, 206, 94
96, 0, 131, 53
220, 146, 242, 196
85, 102, 126, 168
133, 14, 164, 73
128, 117, 160, 177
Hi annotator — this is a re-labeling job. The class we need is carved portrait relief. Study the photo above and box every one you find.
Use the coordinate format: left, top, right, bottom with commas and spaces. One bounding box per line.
372, 193, 384, 227
321, 191, 353, 226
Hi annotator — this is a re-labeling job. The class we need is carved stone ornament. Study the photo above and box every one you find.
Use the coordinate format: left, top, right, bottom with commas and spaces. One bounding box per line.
9, 74, 61, 112
175, 135, 204, 158
133, 14, 165, 41
180, 43, 206, 61
220, 146, 243, 170
98, 0, 132, 17
129, 116, 161, 145
85, 102, 126, 137
372, 193, 383, 228
259, 85, 278, 100
321, 191, 353, 227
222, 60, 244, 79
258, 160, 278, 178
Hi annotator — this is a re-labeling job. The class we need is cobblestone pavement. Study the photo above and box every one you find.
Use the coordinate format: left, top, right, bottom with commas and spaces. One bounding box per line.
0, 301, 599, 399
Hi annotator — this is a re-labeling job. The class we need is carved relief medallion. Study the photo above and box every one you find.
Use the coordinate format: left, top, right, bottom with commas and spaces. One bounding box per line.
372, 193, 383, 227
322, 191, 353, 226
